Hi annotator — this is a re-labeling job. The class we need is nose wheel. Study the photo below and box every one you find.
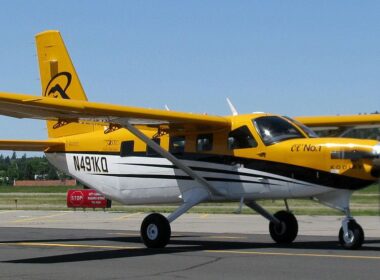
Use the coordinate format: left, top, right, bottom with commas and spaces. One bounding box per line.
339, 219, 364, 250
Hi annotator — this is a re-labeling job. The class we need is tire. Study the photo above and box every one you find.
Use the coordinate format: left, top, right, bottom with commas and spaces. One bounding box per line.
339, 220, 364, 250
140, 213, 171, 248
269, 210, 298, 244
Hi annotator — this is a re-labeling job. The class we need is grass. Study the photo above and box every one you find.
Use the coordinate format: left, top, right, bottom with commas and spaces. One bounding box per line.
0, 183, 379, 216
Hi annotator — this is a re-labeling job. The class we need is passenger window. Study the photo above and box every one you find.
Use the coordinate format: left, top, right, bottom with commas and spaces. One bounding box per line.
120, 141, 134, 157
228, 126, 257, 149
146, 138, 160, 156
197, 134, 213, 151
169, 136, 186, 154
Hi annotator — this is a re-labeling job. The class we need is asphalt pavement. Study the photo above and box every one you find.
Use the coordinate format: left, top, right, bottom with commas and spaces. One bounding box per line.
0, 211, 379, 280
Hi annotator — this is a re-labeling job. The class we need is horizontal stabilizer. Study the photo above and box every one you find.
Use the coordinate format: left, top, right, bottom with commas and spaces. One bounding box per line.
0, 139, 64, 151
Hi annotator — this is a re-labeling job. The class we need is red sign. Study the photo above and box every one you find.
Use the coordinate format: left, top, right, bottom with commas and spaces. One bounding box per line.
67, 189, 111, 208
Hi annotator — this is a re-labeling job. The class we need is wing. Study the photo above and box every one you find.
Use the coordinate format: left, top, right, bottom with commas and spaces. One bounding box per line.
295, 114, 380, 127
0, 92, 230, 132
295, 114, 380, 138
0, 140, 64, 151
0, 92, 230, 198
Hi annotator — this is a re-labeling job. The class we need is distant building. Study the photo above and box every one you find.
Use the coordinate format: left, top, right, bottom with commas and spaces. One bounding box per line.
34, 174, 48, 180
13, 179, 77, 187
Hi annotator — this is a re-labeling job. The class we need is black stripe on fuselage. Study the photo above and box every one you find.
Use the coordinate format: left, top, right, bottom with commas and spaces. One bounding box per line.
118, 163, 312, 187
141, 152, 374, 190
90, 173, 278, 185
48, 151, 375, 190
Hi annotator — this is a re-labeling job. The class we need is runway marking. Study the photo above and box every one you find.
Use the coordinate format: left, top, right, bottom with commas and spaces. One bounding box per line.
112, 212, 142, 221
205, 249, 380, 260
1, 241, 380, 261
0, 242, 141, 250
11, 212, 69, 223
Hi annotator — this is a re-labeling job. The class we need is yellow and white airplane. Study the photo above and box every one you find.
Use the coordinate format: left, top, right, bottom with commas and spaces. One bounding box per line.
0, 31, 379, 250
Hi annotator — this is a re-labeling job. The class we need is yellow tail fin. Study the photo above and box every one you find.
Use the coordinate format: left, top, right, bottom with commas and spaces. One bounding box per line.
36, 30, 99, 138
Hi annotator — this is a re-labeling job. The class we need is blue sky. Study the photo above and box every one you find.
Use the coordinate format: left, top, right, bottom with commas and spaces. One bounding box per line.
0, 1, 379, 148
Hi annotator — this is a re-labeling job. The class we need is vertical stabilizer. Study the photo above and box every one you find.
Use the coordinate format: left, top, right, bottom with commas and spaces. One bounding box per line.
36, 30, 99, 138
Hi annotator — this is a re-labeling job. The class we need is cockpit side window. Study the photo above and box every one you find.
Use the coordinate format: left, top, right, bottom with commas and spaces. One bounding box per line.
253, 116, 304, 145
228, 125, 257, 150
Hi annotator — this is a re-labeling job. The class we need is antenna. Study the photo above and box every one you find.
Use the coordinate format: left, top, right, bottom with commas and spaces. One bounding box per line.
226, 97, 238, 116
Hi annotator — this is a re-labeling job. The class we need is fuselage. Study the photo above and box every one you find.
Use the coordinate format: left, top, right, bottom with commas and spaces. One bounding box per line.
45, 113, 380, 205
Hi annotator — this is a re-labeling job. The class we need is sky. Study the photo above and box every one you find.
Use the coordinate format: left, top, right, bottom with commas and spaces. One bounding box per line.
0, 0, 379, 151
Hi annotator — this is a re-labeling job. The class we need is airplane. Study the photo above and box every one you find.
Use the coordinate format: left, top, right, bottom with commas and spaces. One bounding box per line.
0, 30, 379, 250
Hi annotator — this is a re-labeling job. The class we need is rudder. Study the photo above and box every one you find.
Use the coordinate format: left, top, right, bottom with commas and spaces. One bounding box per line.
36, 30, 99, 138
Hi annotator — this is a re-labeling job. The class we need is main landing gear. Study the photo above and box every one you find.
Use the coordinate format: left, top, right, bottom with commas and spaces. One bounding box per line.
139, 203, 300, 248
140, 188, 209, 248
269, 210, 298, 244
245, 200, 299, 245
140, 213, 171, 248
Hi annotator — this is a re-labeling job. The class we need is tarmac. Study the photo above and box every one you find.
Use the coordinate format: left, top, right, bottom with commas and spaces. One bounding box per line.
0, 210, 380, 237
0, 210, 379, 279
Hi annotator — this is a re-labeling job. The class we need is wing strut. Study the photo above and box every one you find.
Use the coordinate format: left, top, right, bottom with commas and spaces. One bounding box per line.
123, 121, 222, 196
123, 121, 224, 222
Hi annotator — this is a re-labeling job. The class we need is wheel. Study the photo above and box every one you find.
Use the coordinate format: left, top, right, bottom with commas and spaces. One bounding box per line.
339, 220, 364, 250
269, 210, 298, 244
140, 213, 171, 248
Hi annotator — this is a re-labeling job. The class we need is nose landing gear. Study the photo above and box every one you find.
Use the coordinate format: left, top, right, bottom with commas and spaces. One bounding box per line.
339, 216, 364, 250
314, 189, 365, 250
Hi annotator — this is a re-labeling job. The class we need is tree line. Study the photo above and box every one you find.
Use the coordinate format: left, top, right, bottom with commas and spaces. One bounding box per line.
0, 152, 66, 185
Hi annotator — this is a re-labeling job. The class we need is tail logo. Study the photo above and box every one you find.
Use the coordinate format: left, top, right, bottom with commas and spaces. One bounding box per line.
44, 72, 72, 99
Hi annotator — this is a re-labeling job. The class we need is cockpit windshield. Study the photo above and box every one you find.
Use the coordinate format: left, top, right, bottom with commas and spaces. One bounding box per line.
253, 116, 305, 145
283, 116, 318, 138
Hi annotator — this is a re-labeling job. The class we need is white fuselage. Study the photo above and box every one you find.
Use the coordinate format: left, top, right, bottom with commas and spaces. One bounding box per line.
46, 152, 336, 205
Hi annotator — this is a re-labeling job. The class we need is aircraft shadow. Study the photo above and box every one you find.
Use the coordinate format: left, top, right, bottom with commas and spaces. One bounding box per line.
2, 234, 380, 264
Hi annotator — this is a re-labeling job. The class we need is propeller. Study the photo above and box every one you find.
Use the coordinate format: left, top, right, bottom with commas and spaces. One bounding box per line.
226, 97, 238, 116
330, 144, 380, 177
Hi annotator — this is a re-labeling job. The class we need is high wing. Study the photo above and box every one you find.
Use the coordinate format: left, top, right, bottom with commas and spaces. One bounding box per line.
295, 114, 380, 138
0, 91, 231, 210
0, 92, 230, 132
295, 114, 380, 127
0, 139, 64, 151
